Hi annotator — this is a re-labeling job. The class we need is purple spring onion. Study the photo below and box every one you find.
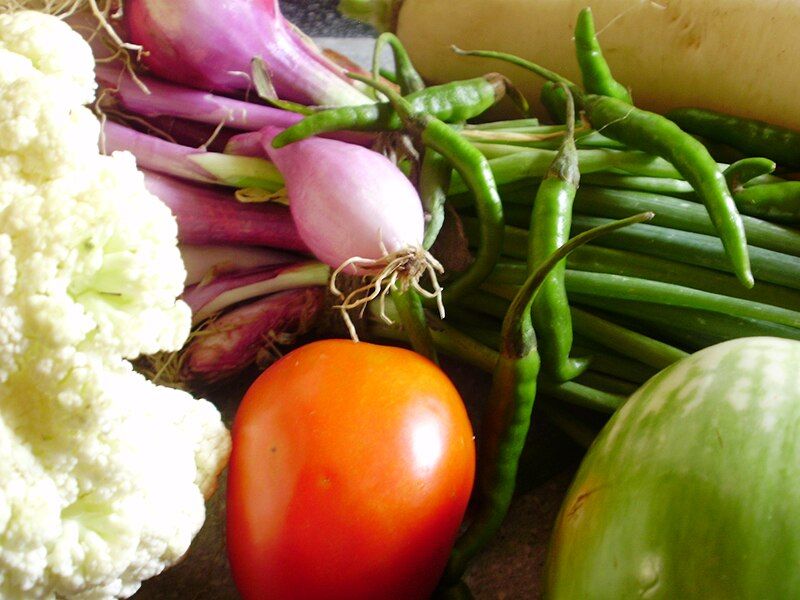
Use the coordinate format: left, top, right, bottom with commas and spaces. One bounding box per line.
142, 116, 238, 153
143, 170, 307, 252
181, 244, 298, 286
181, 287, 325, 382
102, 120, 285, 190
123, 0, 370, 106
182, 260, 329, 324
224, 131, 266, 158
96, 65, 376, 146
259, 126, 443, 337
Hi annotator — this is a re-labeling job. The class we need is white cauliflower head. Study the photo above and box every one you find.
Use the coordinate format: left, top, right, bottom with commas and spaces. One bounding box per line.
0, 10, 231, 599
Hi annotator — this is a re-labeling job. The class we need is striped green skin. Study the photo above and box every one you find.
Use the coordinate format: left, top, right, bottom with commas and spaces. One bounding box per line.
544, 337, 800, 599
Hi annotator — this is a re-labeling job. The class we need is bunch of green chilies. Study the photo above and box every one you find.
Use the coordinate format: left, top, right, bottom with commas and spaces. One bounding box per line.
259, 8, 800, 592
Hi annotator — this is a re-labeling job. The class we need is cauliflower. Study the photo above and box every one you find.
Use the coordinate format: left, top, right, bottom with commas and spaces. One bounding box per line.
0, 10, 231, 599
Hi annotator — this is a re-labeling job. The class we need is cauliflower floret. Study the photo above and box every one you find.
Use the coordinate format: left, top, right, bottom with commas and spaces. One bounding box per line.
0, 10, 95, 105
0, 11, 231, 599
2, 151, 191, 360
0, 356, 230, 600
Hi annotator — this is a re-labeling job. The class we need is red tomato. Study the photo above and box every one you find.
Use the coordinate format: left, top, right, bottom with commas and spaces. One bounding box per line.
226, 339, 476, 600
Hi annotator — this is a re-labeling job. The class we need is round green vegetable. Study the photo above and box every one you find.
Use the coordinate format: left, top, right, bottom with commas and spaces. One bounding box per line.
544, 337, 800, 599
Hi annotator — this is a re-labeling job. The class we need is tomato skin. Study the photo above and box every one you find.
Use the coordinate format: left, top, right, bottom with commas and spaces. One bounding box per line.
227, 340, 476, 600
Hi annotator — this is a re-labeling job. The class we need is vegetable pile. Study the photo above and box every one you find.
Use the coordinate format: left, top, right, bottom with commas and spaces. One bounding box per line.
7, 0, 800, 598
0, 10, 229, 599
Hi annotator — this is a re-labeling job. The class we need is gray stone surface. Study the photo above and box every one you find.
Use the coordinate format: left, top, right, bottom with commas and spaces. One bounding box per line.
282, 0, 375, 37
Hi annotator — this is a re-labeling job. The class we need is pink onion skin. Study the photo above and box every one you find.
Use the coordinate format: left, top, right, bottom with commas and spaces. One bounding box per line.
181, 260, 328, 323
104, 121, 211, 182
142, 170, 308, 252
182, 287, 325, 382
96, 64, 304, 130
260, 126, 425, 273
180, 244, 296, 286
124, 0, 369, 106
224, 131, 266, 158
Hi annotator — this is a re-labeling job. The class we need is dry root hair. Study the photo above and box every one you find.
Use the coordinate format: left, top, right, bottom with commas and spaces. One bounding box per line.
330, 245, 444, 341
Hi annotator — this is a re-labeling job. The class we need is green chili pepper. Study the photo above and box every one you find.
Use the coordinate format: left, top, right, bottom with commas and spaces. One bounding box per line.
540, 81, 569, 123
442, 212, 653, 584
574, 7, 632, 103
420, 149, 452, 249
666, 107, 800, 169
527, 86, 588, 381
371, 32, 425, 95
733, 182, 800, 224
271, 74, 509, 148
582, 95, 753, 287
723, 157, 776, 192
452, 46, 754, 288
348, 72, 505, 304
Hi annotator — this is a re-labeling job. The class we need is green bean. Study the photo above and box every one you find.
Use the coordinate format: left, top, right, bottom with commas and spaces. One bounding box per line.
420, 149, 451, 249
488, 187, 800, 258
468, 118, 541, 131
733, 182, 800, 224
567, 216, 800, 290
666, 107, 800, 168
453, 47, 754, 288
458, 289, 686, 370
448, 310, 655, 384
456, 289, 512, 320
489, 271, 800, 344
580, 173, 694, 195
489, 249, 800, 312
565, 271, 800, 328
539, 380, 626, 413
527, 88, 588, 381
574, 7, 631, 102
371, 32, 425, 95
565, 247, 800, 311
271, 74, 508, 147
572, 342, 657, 384
463, 127, 626, 151
449, 148, 680, 193
573, 371, 639, 397
573, 186, 800, 257
443, 308, 503, 349
390, 288, 437, 363
575, 297, 800, 348
538, 402, 599, 449
570, 307, 688, 369
350, 73, 504, 304
371, 318, 498, 373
